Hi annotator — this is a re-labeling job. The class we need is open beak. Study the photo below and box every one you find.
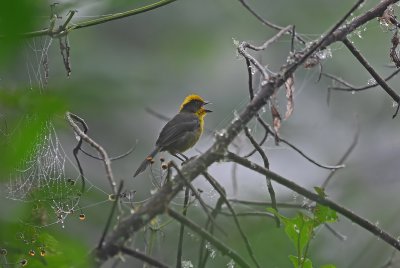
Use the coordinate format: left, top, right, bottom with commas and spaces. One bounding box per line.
203, 101, 212, 113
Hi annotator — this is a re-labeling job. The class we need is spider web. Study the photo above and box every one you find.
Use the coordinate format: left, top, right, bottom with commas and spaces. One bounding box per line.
6, 121, 83, 228
4, 34, 141, 231
3, 36, 113, 229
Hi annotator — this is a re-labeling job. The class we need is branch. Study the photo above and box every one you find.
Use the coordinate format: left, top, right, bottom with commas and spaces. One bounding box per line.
237, 25, 294, 81
227, 199, 347, 241
66, 112, 118, 195
170, 162, 226, 236
286, 0, 365, 75
168, 207, 251, 268
97, 182, 124, 249
228, 199, 309, 209
237, 0, 306, 44
342, 38, 400, 105
176, 186, 189, 268
13, 0, 178, 38
243, 127, 279, 227
323, 68, 400, 92
226, 151, 400, 251
321, 125, 360, 190
118, 246, 169, 268
66, 112, 87, 194
201, 172, 260, 268
198, 196, 225, 268
79, 144, 136, 161
244, 117, 345, 170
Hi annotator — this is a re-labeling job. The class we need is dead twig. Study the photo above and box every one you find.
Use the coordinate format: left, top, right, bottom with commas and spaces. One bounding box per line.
66, 112, 118, 195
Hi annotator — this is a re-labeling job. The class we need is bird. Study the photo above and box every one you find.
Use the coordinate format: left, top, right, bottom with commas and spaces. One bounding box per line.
133, 94, 212, 177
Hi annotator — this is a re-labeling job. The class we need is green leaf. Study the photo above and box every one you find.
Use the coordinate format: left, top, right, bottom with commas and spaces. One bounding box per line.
283, 213, 313, 254
320, 265, 336, 268
269, 209, 314, 255
314, 187, 327, 198
0, 0, 44, 65
314, 204, 338, 226
289, 255, 313, 268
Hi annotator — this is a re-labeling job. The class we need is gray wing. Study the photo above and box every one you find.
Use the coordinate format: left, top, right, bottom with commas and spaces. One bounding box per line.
156, 113, 199, 148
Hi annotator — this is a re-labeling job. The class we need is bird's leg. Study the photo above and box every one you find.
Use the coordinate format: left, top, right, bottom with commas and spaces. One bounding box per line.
172, 153, 186, 162
173, 153, 192, 166
177, 153, 189, 161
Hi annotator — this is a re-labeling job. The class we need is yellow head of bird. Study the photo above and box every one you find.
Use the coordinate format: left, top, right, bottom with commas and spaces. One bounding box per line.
179, 94, 212, 116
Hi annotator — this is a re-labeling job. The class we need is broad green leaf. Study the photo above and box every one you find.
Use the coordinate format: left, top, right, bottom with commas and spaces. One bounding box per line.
284, 213, 313, 254
0, 1, 44, 65
320, 265, 336, 268
269, 209, 314, 255
314, 204, 338, 225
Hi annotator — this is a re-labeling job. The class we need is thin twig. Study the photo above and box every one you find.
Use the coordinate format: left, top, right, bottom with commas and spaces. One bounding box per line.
343, 38, 400, 106
170, 162, 227, 236
176, 186, 190, 268
243, 127, 280, 227
322, 72, 358, 89
381, 249, 398, 268
97, 182, 124, 249
59, 35, 71, 76
244, 25, 294, 51
243, 127, 269, 169
201, 172, 261, 268
118, 246, 169, 268
66, 112, 87, 195
286, 0, 365, 75
198, 196, 225, 268
324, 223, 348, 241
243, 115, 270, 158
281, 136, 345, 170
231, 145, 240, 197
242, 52, 271, 158
228, 199, 310, 209
66, 112, 118, 195
245, 58, 255, 99
323, 69, 400, 92
227, 200, 347, 242
237, 0, 305, 44
237, 43, 270, 81
237, 25, 293, 81
321, 124, 360, 190
79, 144, 136, 161
145, 107, 171, 121
220, 211, 276, 218
61, 10, 77, 30
226, 151, 400, 251
203, 203, 276, 219
167, 207, 251, 268
244, 117, 345, 170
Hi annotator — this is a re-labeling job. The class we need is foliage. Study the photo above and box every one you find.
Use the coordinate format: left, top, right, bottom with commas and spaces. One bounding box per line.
0, 219, 90, 268
269, 196, 338, 268
0, 0, 43, 64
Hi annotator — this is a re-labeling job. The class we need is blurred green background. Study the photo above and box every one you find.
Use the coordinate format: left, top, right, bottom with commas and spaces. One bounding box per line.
1, 0, 400, 267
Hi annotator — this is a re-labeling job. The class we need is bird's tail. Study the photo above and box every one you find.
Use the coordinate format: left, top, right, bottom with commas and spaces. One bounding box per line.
133, 147, 160, 177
